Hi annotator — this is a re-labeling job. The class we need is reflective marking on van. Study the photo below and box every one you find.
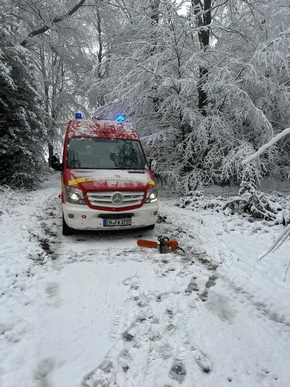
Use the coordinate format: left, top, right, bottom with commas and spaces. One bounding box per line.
68, 177, 93, 186
148, 179, 156, 186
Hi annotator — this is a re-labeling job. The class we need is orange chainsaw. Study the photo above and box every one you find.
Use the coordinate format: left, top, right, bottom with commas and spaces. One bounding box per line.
137, 235, 184, 254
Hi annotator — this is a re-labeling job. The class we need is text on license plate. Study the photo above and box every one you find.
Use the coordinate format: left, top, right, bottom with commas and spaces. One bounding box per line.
103, 218, 132, 227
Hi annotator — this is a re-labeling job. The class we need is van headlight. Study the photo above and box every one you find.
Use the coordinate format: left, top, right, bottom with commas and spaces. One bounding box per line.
145, 188, 158, 203
65, 186, 86, 205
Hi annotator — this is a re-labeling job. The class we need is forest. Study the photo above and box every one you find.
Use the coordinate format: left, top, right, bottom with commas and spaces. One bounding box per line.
1, 0, 290, 193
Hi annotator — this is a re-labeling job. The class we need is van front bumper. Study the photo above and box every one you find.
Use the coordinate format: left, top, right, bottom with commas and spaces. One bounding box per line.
63, 202, 158, 231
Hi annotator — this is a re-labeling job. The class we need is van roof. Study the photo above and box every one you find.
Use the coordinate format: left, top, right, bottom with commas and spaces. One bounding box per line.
66, 119, 140, 140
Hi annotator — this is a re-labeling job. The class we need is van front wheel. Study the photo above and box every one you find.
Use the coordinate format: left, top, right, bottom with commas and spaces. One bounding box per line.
62, 215, 74, 235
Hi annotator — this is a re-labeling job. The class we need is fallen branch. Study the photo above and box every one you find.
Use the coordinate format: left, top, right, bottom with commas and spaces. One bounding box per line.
258, 224, 290, 260
223, 193, 278, 221
284, 257, 290, 282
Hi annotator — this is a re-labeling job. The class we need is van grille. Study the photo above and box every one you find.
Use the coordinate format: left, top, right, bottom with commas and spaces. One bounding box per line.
86, 191, 144, 208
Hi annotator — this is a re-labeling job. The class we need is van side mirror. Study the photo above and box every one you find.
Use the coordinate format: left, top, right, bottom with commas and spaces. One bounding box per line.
150, 159, 157, 172
50, 154, 63, 171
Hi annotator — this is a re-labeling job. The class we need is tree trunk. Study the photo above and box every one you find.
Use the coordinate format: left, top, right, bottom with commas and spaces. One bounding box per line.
149, 0, 161, 113
191, 0, 211, 115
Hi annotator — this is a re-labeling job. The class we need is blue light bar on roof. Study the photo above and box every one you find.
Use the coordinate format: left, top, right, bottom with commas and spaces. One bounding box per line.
75, 112, 83, 119
116, 115, 125, 122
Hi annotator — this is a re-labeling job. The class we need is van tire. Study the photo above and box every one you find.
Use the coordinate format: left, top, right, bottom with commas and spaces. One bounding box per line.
62, 215, 74, 235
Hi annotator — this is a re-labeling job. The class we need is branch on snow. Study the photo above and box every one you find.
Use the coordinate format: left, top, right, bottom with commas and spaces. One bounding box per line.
223, 192, 279, 222
20, 0, 86, 47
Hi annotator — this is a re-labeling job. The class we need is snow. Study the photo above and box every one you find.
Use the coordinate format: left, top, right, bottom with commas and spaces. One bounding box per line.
72, 169, 150, 186
1, 173, 290, 387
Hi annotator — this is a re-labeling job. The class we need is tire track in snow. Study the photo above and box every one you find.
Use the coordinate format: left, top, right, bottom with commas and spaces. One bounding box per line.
82, 215, 217, 386
221, 274, 290, 331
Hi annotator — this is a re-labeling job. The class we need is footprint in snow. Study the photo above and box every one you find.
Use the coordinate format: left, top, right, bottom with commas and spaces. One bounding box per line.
169, 346, 187, 383
119, 349, 132, 373
199, 274, 217, 302
110, 308, 124, 340
185, 276, 199, 295
45, 282, 62, 307
169, 362, 187, 383
83, 358, 115, 386
34, 359, 56, 386
191, 346, 212, 373
123, 276, 140, 290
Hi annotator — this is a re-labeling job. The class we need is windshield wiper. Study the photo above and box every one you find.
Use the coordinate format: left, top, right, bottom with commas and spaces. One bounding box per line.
128, 170, 145, 173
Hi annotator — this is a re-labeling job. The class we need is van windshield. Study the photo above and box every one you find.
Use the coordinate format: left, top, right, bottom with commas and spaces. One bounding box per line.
66, 137, 147, 170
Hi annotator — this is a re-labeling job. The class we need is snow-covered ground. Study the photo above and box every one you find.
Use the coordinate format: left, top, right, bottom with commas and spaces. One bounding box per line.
1, 173, 290, 387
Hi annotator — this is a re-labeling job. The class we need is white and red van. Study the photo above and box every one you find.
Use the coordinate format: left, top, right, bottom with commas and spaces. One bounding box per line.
50, 114, 158, 235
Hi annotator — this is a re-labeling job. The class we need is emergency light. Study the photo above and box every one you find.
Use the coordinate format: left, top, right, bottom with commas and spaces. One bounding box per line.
116, 115, 125, 122
75, 112, 83, 119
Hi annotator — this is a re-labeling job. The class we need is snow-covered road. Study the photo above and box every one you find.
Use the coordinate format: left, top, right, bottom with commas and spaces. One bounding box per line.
1, 174, 290, 387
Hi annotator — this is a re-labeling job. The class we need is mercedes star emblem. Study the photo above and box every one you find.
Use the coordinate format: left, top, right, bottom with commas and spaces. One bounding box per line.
111, 192, 124, 205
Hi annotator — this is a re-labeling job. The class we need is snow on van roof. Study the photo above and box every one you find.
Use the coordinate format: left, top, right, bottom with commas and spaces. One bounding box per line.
67, 119, 139, 140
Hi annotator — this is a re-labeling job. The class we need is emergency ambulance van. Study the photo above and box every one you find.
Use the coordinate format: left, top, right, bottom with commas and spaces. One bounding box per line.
50, 114, 158, 235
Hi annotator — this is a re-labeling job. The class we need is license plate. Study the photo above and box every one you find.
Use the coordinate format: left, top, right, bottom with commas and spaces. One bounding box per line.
103, 218, 132, 227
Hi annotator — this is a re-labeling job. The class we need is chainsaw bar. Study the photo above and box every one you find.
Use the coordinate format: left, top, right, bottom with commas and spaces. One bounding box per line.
137, 239, 158, 249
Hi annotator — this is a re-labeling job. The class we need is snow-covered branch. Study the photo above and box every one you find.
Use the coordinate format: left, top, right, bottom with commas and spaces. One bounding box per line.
258, 224, 290, 260
20, 0, 86, 47
242, 128, 290, 165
